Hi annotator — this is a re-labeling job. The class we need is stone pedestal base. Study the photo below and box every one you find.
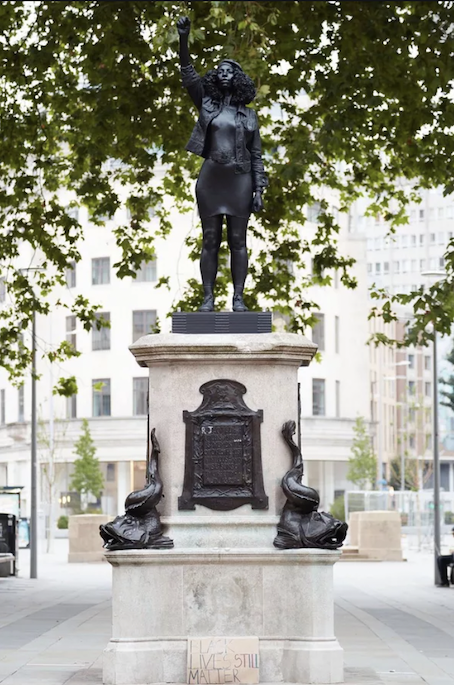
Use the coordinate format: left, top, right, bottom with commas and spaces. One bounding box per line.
348, 511, 403, 561
103, 548, 343, 685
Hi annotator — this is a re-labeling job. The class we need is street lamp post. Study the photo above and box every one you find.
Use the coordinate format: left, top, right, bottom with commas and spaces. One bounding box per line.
421, 270, 445, 585
30, 309, 37, 579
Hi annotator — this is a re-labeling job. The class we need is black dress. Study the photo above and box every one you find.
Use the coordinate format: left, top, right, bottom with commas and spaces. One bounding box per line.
195, 105, 253, 219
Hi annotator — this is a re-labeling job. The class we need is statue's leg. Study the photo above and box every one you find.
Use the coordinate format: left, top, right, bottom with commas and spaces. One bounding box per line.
227, 215, 249, 312
199, 215, 223, 312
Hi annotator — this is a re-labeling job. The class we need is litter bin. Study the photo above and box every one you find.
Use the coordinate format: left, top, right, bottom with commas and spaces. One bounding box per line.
0, 513, 17, 576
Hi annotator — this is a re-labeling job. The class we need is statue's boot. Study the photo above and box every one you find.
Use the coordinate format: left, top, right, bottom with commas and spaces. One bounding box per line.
199, 287, 214, 312
232, 288, 248, 312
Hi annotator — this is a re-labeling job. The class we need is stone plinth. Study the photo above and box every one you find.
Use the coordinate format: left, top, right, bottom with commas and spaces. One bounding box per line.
103, 548, 343, 685
69, 514, 110, 563
348, 511, 403, 561
128, 333, 316, 548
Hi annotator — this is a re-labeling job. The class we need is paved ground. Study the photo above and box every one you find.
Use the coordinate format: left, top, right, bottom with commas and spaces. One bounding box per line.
0, 540, 454, 684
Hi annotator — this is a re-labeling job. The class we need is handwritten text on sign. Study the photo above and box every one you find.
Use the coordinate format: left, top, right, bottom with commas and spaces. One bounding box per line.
187, 637, 259, 684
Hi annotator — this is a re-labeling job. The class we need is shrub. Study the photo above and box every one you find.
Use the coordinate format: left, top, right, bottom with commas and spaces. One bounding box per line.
329, 495, 345, 522
57, 515, 68, 529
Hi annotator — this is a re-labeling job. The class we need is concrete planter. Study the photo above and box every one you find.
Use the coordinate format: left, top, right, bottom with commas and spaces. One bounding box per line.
68, 514, 111, 563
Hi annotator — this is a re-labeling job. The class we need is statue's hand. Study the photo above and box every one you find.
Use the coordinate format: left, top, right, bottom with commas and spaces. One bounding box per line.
252, 190, 264, 213
177, 16, 191, 37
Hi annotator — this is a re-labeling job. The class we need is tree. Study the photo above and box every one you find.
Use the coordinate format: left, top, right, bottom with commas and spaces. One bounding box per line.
347, 417, 377, 489
70, 419, 104, 509
2, 1, 454, 388
38, 412, 68, 552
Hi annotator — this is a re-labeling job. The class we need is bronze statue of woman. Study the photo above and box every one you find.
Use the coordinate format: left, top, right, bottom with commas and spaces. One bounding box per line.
177, 16, 268, 312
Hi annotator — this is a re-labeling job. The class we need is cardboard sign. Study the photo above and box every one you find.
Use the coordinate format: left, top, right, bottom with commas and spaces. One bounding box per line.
187, 637, 259, 684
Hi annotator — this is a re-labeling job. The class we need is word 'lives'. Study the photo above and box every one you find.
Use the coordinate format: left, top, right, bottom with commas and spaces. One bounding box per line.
187, 637, 259, 684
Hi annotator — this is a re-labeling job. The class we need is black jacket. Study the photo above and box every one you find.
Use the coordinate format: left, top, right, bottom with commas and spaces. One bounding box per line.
181, 64, 268, 192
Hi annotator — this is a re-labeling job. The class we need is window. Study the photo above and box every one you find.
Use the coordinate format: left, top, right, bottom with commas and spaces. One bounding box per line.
335, 316, 339, 354
311, 313, 325, 351
430, 233, 436, 244
374, 237, 381, 250
307, 202, 321, 222
438, 207, 444, 219
438, 232, 445, 245
429, 208, 435, 220
92, 312, 111, 351
439, 257, 445, 269
93, 379, 111, 417
394, 261, 400, 273
133, 378, 148, 416
429, 257, 437, 269
419, 235, 424, 246
65, 262, 76, 288
411, 259, 417, 271
0, 389, 4, 425
420, 259, 426, 270
447, 206, 453, 219
408, 407, 416, 422
367, 263, 373, 274
66, 315, 77, 351
401, 235, 408, 248
107, 463, 116, 482
367, 238, 374, 251
134, 259, 157, 283
66, 394, 77, 419
408, 381, 416, 396
402, 260, 409, 273
409, 434, 416, 449
375, 263, 381, 274
410, 210, 416, 222
335, 380, 340, 418
383, 261, 389, 274
411, 235, 416, 246
408, 354, 415, 369
18, 386, 24, 422
312, 379, 325, 416
419, 209, 425, 220
0, 279, 5, 303
92, 257, 110, 285
425, 381, 432, 397
132, 310, 157, 343
424, 355, 431, 371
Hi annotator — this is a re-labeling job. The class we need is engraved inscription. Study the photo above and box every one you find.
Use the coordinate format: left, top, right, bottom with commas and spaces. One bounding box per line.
203, 423, 244, 485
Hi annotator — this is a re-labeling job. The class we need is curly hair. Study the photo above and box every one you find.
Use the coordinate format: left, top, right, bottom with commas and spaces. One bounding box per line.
201, 65, 256, 105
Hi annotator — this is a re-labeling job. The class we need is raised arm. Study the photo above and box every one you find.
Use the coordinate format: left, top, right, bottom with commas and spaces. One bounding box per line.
177, 16, 203, 110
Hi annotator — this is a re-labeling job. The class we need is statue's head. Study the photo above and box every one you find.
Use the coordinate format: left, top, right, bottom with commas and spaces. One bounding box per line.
203, 59, 256, 104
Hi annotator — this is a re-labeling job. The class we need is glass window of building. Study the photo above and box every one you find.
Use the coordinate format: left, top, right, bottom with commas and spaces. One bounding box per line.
107, 463, 116, 481
335, 380, 340, 418
411, 234, 416, 246
408, 354, 415, 369
410, 210, 416, 222
425, 381, 431, 397
420, 259, 426, 270
419, 209, 424, 220
383, 262, 389, 274
438, 207, 444, 219
438, 232, 445, 245
430, 233, 436, 243
367, 263, 372, 274
307, 202, 321, 222
424, 355, 431, 371
133, 378, 148, 416
93, 379, 111, 417
408, 380, 416, 395
408, 407, 416, 422
312, 379, 325, 416
92, 257, 110, 285
0, 389, 4, 425
311, 313, 325, 351
401, 235, 408, 248
375, 263, 381, 274
374, 237, 381, 249
409, 434, 416, 449
135, 259, 157, 283
335, 316, 340, 354
18, 385, 24, 422
132, 310, 157, 343
439, 257, 445, 269
394, 261, 400, 273
92, 312, 111, 351
66, 394, 77, 419
65, 262, 76, 288
66, 315, 77, 351
402, 260, 409, 273
411, 259, 417, 271
419, 234, 424, 246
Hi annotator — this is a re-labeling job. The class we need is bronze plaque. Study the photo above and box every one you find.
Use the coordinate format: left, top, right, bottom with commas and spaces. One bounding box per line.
178, 380, 268, 511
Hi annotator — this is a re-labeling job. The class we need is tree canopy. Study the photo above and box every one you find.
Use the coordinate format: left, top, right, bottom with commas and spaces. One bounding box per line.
2, 1, 454, 390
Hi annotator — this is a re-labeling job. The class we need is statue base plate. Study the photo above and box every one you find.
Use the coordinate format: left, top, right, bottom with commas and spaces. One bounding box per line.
172, 311, 272, 334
